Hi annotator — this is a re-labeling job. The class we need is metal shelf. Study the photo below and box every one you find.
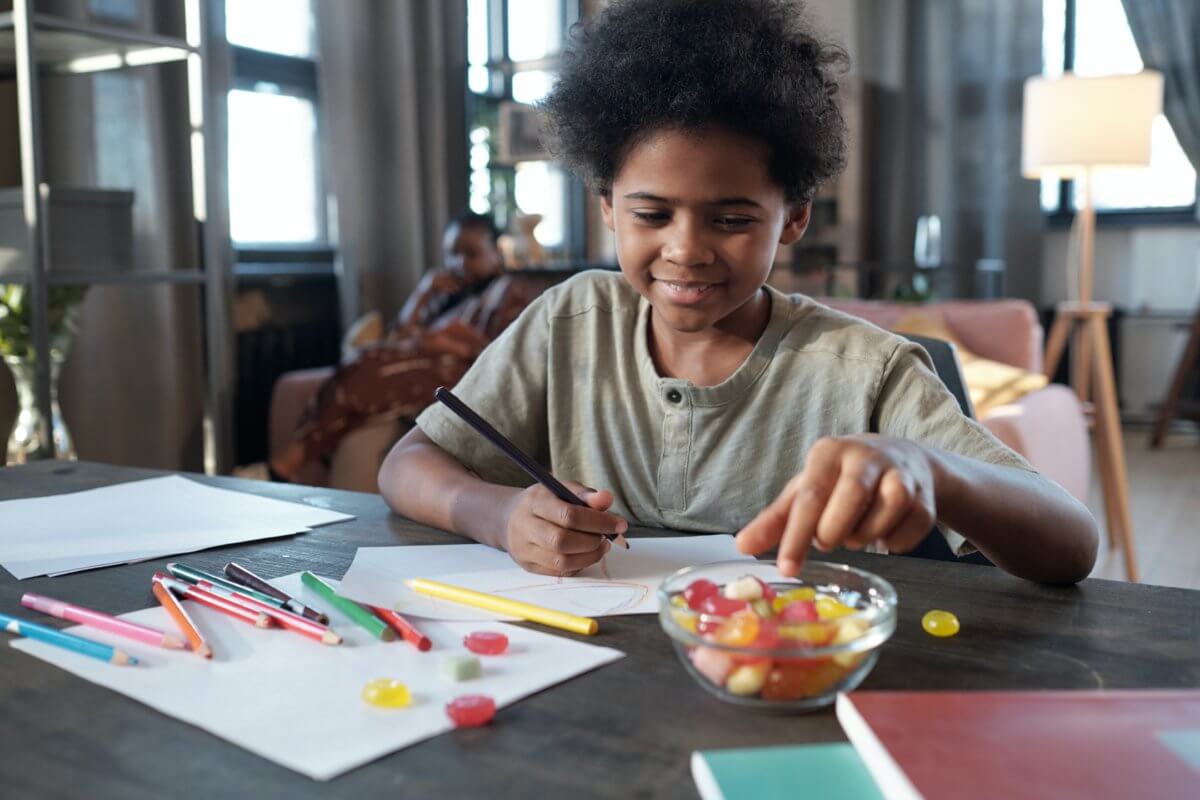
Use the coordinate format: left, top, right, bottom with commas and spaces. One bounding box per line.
0, 12, 193, 78
5, 0, 234, 474
1, 270, 207, 287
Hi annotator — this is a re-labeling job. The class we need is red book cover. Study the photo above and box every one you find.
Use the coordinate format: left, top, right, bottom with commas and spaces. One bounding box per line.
837, 690, 1200, 800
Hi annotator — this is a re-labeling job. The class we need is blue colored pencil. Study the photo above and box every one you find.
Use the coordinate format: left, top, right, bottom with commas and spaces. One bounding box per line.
0, 611, 138, 666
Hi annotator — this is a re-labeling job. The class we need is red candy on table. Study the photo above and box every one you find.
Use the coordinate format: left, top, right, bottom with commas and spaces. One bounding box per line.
753, 577, 776, 603
683, 579, 720, 610
446, 694, 496, 728
463, 631, 509, 655
699, 594, 751, 618
779, 600, 818, 623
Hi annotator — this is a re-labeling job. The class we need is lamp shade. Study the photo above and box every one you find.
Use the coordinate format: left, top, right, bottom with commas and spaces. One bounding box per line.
1021, 70, 1163, 178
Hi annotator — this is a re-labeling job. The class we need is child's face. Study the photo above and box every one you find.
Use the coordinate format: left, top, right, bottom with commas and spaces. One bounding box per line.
601, 127, 810, 335
443, 224, 502, 281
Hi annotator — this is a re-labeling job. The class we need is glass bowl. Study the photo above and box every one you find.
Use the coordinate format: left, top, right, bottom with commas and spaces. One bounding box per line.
658, 559, 897, 713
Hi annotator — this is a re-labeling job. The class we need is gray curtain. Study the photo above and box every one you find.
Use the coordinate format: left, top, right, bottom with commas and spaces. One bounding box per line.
0, 0, 206, 470
315, 0, 468, 327
1121, 0, 1200, 220
857, 0, 1045, 302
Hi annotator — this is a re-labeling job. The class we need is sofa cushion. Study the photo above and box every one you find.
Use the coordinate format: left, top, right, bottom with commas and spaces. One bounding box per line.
890, 310, 1049, 417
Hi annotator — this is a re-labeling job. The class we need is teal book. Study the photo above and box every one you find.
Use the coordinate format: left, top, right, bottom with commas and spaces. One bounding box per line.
691, 742, 884, 800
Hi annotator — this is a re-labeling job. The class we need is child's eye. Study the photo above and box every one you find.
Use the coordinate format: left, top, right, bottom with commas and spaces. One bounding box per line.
715, 216, 754, 228
631, 211, 670, 224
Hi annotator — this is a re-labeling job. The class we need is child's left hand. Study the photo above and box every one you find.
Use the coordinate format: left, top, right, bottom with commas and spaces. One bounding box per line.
735, 435, 938, 576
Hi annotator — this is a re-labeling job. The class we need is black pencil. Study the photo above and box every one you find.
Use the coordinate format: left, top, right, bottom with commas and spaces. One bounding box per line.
434, 386, 628, 547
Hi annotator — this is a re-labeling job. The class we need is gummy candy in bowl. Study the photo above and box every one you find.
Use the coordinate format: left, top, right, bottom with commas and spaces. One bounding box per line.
658, 560, 897, 713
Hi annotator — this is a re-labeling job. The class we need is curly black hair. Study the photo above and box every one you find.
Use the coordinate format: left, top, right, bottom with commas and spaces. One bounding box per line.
448, 210, 501, 244
540, 0, 848, 203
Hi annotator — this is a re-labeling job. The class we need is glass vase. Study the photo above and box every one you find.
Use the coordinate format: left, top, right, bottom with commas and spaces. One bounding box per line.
5, 354, 76, 464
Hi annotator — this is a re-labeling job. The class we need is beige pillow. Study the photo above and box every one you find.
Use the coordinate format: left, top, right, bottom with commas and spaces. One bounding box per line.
341, 310, 384, 360
891, 310, 1048, 417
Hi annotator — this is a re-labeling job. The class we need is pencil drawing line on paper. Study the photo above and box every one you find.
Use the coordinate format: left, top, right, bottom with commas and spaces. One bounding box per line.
494, 580, 651, 615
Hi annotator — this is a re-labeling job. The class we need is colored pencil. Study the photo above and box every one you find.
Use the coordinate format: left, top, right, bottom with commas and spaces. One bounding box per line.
21, 592, 185, 650
166, 562, 286, 609
203, 582, 342, 646
154, 573, 274, 629
406, 577, 599, 636
151, 580, 212, 658
300, 571, 394, 641
434, 386, 627, 548
224, 561, 329, 624
1, 611, 137, 666
369, 605, 432, 651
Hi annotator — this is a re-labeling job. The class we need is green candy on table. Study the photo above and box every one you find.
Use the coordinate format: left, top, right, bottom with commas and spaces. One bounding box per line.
441, 654, 483, 682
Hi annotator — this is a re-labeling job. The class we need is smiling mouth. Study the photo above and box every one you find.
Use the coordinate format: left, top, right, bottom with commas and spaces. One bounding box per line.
652, 277, 723, 303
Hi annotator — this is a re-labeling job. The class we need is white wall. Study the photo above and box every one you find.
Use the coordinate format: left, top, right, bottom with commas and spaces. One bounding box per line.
1042, 227, 1200, 312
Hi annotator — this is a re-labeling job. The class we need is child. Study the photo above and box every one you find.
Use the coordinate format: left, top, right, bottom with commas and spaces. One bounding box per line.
379, 0, 1098, 584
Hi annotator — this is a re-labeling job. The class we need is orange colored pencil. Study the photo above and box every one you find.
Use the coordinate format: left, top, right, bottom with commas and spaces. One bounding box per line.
152, 580, 213, 658
370, 605, 432, 651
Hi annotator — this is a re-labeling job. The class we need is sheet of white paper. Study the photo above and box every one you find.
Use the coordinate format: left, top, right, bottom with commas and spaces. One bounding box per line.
8, 573, 624, 781
337, 536, 753, 621
0, 476, 353, 580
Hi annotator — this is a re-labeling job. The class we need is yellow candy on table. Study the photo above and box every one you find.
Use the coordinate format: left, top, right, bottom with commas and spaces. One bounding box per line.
670, 594, 688, 608
831, 618, 869, 668
778, 622, 835, 646
922, 609, 960, 638
815, 595, 855, 620
362, 678, 412, 708
772, 587, 816, 612
750, 599, 774, 618
672, 607, 699, 634
725, 662, 771, 696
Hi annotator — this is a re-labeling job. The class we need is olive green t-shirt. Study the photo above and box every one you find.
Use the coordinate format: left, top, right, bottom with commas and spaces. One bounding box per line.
416, 270, 1032, 554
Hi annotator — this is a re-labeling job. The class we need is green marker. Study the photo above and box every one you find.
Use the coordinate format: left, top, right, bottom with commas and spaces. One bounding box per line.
300, 571, 394, 641
167, 562, 288, 608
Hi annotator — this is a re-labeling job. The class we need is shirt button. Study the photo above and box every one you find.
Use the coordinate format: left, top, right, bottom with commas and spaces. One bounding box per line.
666, 389, 682, 404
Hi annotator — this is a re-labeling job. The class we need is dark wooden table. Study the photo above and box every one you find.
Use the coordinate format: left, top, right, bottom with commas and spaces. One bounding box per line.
2, 461, 1198, 799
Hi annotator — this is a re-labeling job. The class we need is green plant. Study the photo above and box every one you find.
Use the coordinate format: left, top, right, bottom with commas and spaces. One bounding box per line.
0, 284, 88, 361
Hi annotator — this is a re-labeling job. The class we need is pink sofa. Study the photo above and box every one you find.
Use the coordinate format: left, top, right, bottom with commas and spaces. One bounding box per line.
821, 298, 1090, 503
269, 298, 1089, 503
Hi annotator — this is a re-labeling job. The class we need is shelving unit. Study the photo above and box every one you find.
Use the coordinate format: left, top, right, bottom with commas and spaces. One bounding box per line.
770, 75, 868, 297
1, 0, 233, 471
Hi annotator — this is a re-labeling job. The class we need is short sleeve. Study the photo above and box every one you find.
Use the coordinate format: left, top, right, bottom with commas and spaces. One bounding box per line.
415, 292, 552, 488
872, 341, 1035, 555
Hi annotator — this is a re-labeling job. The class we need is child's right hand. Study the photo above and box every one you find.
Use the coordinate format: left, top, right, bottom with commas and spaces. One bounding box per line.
501, 480, 629, 576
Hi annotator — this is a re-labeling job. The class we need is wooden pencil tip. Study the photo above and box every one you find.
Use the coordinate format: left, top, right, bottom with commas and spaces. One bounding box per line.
163, 636, 187, 650
255, 614, 273, 628
323, 631, 343, 646
113, 651, 137, 666
197, 645, 213, 659
380, 627, 397, 642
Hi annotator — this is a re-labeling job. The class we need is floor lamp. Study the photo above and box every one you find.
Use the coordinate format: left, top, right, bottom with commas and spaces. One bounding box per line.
1021, 70, 1163, 582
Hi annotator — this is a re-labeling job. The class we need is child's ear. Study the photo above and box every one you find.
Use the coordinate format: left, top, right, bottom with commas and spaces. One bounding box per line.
779, 201, 812, 246
600, 191, 616, 232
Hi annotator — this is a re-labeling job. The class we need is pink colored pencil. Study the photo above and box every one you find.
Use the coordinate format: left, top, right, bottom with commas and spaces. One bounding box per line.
198, 580, 342, 645
21, 592, 186, 650
153, 573, 274, 629
370, 605, 432, 651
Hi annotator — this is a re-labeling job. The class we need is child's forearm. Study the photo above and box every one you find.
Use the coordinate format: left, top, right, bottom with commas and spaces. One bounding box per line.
378, 429, 519, 549
927, 447, 1099, 584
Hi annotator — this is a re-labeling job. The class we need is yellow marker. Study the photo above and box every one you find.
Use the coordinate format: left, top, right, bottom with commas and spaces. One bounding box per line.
405, 578, 599, 636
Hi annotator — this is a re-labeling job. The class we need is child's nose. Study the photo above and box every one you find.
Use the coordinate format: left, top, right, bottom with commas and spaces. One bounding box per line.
661, 220, 715, 268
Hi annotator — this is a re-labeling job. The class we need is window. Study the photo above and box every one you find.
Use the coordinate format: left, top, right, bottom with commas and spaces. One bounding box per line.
467, 0, 584, 259
1041, 0, 1197, 219
225, 0, 331, 259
